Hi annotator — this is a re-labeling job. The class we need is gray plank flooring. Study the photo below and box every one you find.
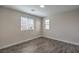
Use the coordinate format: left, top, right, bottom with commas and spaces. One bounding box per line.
0, 37, 79, 53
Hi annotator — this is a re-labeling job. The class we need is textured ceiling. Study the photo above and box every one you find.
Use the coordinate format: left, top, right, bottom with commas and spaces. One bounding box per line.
3, 5, 79, 17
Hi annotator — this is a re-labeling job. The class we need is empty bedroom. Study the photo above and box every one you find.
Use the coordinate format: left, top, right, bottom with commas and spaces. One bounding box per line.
0, 5, 79, 53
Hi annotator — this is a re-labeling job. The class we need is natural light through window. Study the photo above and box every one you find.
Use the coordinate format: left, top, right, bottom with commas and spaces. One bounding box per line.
45, 19, 50, 30
21, 16, 34, 31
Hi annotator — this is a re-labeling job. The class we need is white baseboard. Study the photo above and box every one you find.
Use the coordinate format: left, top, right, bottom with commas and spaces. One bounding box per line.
0, 35, 41, 49
43, 35, 79, 46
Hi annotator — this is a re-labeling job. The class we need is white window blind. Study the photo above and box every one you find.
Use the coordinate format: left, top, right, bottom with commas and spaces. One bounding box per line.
21, 16, 34, 31
45, 19, 50, 30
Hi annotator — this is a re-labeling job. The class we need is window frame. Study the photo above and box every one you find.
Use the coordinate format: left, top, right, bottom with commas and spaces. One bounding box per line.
21, 16, 34, 31
44, 18, 50, 30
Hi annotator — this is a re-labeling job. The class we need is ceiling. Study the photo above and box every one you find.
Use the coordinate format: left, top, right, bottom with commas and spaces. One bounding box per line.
2, 5, 79, 17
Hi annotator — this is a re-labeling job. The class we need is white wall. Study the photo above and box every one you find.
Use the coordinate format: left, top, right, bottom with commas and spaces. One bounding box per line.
0, 7, 42, 49
42, 9, 79, 45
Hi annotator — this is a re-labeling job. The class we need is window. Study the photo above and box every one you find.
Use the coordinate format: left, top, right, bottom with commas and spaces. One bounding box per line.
21, 16, 34, 31
45, 19, 50, 30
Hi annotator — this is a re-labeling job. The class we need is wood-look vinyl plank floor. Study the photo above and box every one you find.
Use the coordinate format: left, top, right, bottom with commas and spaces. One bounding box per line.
0, 37, 79, 53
